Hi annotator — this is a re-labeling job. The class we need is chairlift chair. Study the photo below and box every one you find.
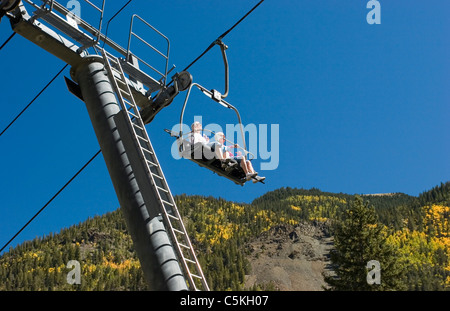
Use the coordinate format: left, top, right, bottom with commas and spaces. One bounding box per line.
165, 40, 265, 185
165, 83, 264, 185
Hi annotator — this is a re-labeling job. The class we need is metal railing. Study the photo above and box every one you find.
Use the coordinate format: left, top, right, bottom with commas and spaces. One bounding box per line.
82, 0, 105, 43
27, 0, 105, 44
19, 1, 170, 91
126, 14, 170, 85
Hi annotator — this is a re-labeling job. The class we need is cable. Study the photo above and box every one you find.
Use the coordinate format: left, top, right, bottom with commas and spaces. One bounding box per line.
0, 1, 125, 247
102, 0, 133, 48
217, 0, 265, 44
1, 1, 132, 136
0, 32, 16, 51
0, 64, 68, 137
182, 0, 264, 72
0, 0, 264, 254
0, 149, 102, 254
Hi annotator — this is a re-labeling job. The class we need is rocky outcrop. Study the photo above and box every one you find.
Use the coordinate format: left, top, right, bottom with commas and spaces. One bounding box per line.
244, 222, 333, 291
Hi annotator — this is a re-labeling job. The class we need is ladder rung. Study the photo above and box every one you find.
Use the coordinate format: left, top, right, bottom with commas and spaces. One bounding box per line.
106, 59, 119, 68
161, 199, 173, 207
118, 83, 130, 93
185, 258, 196, 264
105, 53, 117, 61
111, 72, 123, 81
125, 104, 138, 113
133, 123, 144, 131
172, 228, 185, 235
156, 185, 169, 193
110, 66, 122, 74
145, 159, 158, 167
178, 243, 190, 249
118, 86, 130, 96
141, 148, 153, 158
167, 213, 179, 221
125, 106, 137, 115
151, 172, 163, 180
122, 97, 133, 104
116, 78, 127, 86
127, 111, 139, 119
137, 135, 149, 143
120, 89, 131, 97
111, 71, 123, 81
112, 70, 125, 80
190, 273, 203, 279
124, 104, 138, 113
141, 145, 152, 153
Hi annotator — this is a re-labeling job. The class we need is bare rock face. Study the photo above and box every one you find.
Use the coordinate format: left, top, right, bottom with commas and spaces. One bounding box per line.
244, 222, 334, 291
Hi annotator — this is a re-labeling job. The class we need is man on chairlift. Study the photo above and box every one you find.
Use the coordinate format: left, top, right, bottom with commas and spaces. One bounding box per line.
189, 121, 210, 145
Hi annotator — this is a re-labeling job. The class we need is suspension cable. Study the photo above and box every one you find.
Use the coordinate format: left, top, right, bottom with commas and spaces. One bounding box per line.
0, 64, 68, 137
0, 32, 16, 51
0, 0, 264, 254
0, 149, 102, 254
182, 0, 264, 72
102, 0, 133, 48
0, 0, 133, 137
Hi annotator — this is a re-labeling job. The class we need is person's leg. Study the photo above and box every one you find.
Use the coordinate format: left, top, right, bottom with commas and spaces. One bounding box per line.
240, 158, 249, 174
243, 159, 256, 181
215, 144, 224, 160
245, 160, 256, 174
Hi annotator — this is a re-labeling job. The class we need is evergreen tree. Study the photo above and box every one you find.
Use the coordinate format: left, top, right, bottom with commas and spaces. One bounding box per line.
324, 196, 407, 291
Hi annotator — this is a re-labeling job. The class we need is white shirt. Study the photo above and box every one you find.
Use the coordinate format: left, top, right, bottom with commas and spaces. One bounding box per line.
190, 132, 208, 144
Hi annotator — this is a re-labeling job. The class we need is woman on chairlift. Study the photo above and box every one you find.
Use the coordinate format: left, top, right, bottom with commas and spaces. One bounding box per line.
214, 132, 265, 184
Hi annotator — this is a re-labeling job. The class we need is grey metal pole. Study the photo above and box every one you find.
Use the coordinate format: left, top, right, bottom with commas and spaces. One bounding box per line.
70, 55, 187, 291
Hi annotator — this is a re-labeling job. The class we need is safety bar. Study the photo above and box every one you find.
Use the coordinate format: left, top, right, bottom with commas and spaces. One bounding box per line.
179, 128, 255, 160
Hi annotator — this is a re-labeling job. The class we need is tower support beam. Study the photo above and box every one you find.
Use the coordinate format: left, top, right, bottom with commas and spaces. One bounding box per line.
70, 55, 187, 291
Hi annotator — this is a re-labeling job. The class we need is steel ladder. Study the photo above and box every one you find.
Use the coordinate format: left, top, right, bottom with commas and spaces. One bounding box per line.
101, 48, 209, 291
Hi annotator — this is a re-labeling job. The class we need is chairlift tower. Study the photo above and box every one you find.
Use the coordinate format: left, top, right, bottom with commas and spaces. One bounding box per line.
2, 0, 208, 291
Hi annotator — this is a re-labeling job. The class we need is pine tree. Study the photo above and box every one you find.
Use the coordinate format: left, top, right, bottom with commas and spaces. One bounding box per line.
324, 196, 407, 291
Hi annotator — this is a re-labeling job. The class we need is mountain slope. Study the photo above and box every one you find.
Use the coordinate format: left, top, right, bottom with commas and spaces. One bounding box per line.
0, 210, 148, 291
1, 183, 449, 291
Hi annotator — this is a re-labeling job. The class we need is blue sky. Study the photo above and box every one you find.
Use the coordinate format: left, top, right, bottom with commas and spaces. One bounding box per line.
0, 0, 449, 253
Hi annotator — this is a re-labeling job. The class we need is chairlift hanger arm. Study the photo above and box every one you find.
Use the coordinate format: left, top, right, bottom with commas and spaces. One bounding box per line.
214, 39, 229, 99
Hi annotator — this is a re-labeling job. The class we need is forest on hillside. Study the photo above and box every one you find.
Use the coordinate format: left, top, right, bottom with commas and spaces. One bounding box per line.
0, 182, 449, 291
